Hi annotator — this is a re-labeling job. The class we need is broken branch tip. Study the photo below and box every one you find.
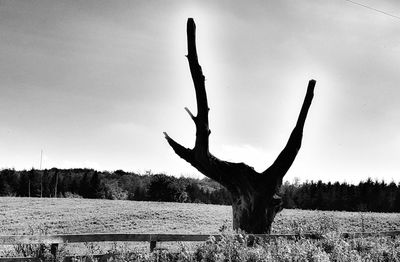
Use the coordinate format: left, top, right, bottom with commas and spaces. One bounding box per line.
187, 18, 196, 30
163, 132, 169, 139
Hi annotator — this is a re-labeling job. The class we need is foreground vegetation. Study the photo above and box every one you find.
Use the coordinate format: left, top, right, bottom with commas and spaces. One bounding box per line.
1, 168, 400, 212
2, 227, 400, 261
189, 234, 400, 262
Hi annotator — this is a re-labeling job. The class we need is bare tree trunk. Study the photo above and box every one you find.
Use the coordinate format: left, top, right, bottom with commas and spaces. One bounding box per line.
164, 18, 316, 234
231, 192, 283, 234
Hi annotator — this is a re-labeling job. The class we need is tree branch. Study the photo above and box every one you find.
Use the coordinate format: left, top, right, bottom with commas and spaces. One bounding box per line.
186, 18, 210, 156
184, 107, 196, 122
163, 132, 193, 163
263, 80, 316, 179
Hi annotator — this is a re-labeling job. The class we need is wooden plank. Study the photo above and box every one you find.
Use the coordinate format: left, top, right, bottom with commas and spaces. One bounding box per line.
0, 258, 40, 262
0, 235, 64, 245
56, 233, 218, 243
341, 230, 400, 238
251, 233, 323, 240
0, 234, 218, 245
0, 231, 399, 245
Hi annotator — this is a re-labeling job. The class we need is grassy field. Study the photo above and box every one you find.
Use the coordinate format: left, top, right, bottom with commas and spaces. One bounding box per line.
0, 197, 399, 235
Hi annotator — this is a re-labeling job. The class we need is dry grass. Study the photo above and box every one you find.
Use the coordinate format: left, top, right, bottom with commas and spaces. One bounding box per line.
0, 197, 399, 235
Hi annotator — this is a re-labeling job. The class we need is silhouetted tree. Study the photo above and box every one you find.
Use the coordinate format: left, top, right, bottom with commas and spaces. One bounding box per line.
164, 18, 316, 233
89, 171, 104, 198
18, 171, 29, 197
0, 169, 18, 196
147, 174, 185, 202
79, 172, 90, 198
395, 183, 400, 212
186, 182, 207, 203
148, 174, 172, 201
27, 169, 42, 197
0, 176, 11, 196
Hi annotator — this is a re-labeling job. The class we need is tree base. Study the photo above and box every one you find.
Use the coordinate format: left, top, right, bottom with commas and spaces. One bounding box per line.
232, 193, 283, 234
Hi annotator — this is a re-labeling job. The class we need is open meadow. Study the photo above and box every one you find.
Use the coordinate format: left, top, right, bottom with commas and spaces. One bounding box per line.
1, 197, 399, 235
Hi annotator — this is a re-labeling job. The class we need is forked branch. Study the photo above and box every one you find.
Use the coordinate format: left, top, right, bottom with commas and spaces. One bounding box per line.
164, 18, 316, 234
164, 18, 316, 192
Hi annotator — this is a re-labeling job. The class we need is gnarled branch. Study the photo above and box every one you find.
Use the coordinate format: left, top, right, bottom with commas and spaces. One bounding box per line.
164, 18, 316, 194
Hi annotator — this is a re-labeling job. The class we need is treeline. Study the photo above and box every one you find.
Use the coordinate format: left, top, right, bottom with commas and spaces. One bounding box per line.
0, 168, 231, 205
281, 179, 400, 212
1, 168, 400, 212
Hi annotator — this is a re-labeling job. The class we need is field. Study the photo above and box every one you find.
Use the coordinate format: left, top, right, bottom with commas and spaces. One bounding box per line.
1, 197, 399, 235
1, 197, 400, 260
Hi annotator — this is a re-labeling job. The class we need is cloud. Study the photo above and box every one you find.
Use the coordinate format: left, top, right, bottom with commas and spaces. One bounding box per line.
213, 144, 277, 172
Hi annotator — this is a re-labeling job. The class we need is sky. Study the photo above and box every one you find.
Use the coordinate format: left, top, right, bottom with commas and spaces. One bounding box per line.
0, 0, 399, 184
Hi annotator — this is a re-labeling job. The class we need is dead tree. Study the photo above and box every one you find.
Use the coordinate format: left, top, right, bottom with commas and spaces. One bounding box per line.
164, 18, 316, 234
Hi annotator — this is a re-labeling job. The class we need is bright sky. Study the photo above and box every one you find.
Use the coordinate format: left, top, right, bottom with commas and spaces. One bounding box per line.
0, 0, 399, 183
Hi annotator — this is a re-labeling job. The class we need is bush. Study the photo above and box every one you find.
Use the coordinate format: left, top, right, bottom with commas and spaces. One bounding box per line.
64, 191, 83, 198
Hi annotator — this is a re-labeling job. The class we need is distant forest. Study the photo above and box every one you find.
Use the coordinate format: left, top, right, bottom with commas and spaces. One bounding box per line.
0, 168, 399, 212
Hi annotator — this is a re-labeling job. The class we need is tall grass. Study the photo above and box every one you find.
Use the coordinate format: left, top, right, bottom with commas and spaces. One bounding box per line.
3, 215, 400, 261
4, 235, 399, 262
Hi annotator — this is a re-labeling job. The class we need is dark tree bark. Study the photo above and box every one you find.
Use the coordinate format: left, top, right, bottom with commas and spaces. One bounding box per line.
164, 18, 316, 234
